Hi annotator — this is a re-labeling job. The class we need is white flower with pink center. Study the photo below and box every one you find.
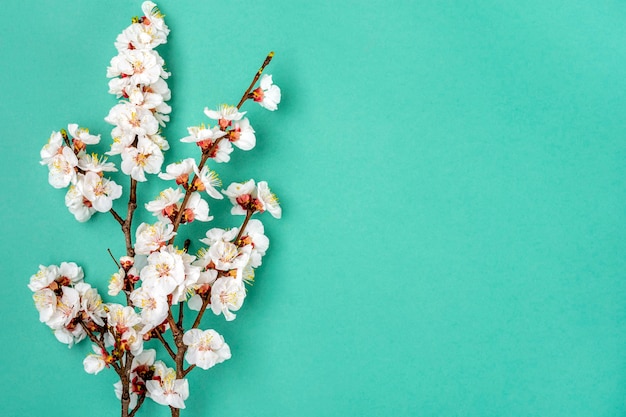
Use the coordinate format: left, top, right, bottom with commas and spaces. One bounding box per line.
140, 246, 186, 296
193, 165, 223, 200
68, 124, 100, 147
65, 182, 95, 222
184, 192, 212, 223
32, 289, 57, 323
183, 329, 231, 370
241, 219, 270, 268
108, 269, 125, 296
77, 153, 117, 173
180, 124, 227, 146
158, 158, 196, 185
130, 287, 169, 331
141, 1, 170, 37
126, 84, 164, 109
76, 282, 106, 326
28, 264, 59, 292
40, 131, 64, 163
115, 22, 167, 52
229, 117, 256, 151
43, 146, 78, 189
252, 74, 281, 111
204, 104, 245, 129
134, 221, 176, 255
105, 103, 159, 138
79, 171, 123, 212
208, 239, 251, 272
107, 49, 163, 86
121, 137, 164, 182
83, 345, 109, 375
256, 181, 282, 219
210, 276, 246, 321
47, 286, 80, 330
145, 187, 184, 222
146, 361, 189, 409
107, 304, 142, 336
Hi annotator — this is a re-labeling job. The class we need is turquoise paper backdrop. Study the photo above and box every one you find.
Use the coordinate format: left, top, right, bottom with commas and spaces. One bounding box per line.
1, 1, 625, 416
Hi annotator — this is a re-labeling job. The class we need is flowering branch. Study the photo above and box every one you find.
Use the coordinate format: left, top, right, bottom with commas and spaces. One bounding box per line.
29, 2, 284, 417
237, 52, 275, 109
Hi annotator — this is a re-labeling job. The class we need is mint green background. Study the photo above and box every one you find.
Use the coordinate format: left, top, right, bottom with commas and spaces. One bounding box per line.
1, 1, 626, 416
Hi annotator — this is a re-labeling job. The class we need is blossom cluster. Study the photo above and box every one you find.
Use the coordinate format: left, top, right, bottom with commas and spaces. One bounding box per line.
31, 2, 283, 416
40, 125, 121, 222
105, 1, 171, 182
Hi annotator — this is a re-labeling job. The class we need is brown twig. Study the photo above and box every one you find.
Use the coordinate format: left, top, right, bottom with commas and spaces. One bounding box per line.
191, 296, 211, 330
182, 364, 196, 377
235, 210, 254, 243
128, 395, 146, 417
120, 350, 135, 417
236, 52, 274, 109
167, 53, 275, 245
177, 302, 184, 328
123, 178, 138, 257
155, 330, 177, 361
78, 321, 122, 375
110, 208, 125, 226
107, 248, 121, 269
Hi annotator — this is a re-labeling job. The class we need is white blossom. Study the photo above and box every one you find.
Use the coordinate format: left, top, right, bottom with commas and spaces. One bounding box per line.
83, 345, 108, 375
241, 219, 270, 268
120, 137, 164, 181
158, 158, 195, 184
193, 165, 223, 199
79, 171, 123, 212
229, 117, 256, 151
183, 329, 231, 370
257, 181, 282, 219
252, 74, 281, 111
145, 187, 184, 222
135, 221, 176, 255
108, 269, 125, 296
140, 246, 186, 296
210, 276, 246, 321
65, 182, 95, 222
146, 361, 188, 409
68, 124, 100, 146
204, 104, 245, 129
222, 179, 257, 215
44, 146, 78, 188
130, 287, 169, 331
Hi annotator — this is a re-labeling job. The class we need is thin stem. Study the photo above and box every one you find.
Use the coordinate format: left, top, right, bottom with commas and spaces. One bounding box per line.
121, 350, 135, 417
155, 330, 177, 361
168, 152, 210, 243
167, 309, 182, 341
123, 178, 138, 257
178, 302, 184, 328
128, 395, 146, 417
191, 296, 211, 329
110, 208, 125, 226
107, 248, 121, 269
167, 53, 275, 246
235, 210, 254, 243
236, 51, 275, 109
182, 364, 196, 377
78, 321, 122, 375
170, 406, 181, 417
60, 129, 72, 148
